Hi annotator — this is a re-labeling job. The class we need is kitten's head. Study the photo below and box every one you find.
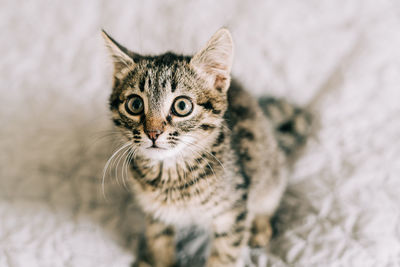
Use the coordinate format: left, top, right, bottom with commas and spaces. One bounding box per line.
102, 29, 233, 161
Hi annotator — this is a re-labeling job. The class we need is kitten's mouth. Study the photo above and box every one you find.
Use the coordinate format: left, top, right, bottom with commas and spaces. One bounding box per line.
147, 144, 167, 150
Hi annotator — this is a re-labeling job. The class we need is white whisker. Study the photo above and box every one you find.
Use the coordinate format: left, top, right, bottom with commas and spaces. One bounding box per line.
122, 147, 137, 191
181, 135, 226, 173
114, 145, 132, 186
120, 147, 132, 190
102, 142, 132, 200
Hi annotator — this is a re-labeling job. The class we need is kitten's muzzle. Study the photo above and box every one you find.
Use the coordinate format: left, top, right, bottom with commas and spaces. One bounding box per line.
145, 129, 163, 142
144, 116, 165, 144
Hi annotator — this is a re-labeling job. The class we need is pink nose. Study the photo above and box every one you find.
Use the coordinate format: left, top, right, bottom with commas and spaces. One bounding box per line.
145, 129, 162, 141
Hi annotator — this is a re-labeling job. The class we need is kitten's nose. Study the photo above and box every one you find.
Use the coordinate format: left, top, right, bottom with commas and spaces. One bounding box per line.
144, 116, 165, 142
145, 129, 163, 142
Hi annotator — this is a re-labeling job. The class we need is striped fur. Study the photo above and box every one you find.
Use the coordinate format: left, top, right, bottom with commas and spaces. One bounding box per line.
102, 29, 310, 267
258, 97, 312, 154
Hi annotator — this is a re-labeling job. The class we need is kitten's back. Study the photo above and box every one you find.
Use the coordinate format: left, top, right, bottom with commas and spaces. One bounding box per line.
225, 80, 311, 217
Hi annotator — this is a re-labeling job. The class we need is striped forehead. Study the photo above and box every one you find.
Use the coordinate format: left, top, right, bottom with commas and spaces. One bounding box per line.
138, 65, 179, 110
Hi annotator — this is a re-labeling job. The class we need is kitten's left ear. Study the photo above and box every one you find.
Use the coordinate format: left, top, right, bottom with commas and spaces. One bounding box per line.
190, 28, 234, 93
101, 30, 136, 79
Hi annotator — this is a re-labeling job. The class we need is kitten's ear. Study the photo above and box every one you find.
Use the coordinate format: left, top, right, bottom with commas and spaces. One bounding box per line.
190, 28, 234, 93
101, 30, 135, 78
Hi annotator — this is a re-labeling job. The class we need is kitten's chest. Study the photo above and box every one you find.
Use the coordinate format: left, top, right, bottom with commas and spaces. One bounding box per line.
135, 189, 214, 226
129, 161, 225, 226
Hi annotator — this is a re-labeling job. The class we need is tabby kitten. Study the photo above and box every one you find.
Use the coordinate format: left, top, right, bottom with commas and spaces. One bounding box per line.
102, 28, 311, 267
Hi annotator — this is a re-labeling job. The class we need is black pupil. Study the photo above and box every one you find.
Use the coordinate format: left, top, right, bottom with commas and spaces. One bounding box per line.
178, 100, 186, 111
132, 98, 142, 110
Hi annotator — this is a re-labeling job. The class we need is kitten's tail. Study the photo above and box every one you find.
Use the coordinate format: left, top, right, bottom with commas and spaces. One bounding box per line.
258, 97, 312, 154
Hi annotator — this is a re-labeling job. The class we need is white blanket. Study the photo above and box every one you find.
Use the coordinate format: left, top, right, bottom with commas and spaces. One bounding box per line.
1, 0, 400, 266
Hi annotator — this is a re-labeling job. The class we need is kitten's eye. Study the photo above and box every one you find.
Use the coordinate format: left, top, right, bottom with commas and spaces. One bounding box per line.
172, 96, 193, 117
125, 95, 144, 115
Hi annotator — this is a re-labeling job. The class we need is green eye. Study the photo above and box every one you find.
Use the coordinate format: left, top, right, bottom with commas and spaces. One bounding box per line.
125, 95, 144, 115
172, 96, 193, 117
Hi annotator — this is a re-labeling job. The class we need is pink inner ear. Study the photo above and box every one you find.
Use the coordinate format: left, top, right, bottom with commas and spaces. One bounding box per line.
215, 75, 228, 92
200, 62, 230, 92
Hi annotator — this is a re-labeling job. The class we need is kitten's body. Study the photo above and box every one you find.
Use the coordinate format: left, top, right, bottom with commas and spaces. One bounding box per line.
102, 29, 310, 267
130, 80, 286, 226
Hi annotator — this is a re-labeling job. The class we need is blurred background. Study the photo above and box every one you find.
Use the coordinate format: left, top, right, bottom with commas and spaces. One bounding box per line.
1, 0, 400, 266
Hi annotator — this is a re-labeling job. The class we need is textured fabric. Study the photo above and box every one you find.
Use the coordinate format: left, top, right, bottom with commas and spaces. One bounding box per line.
1, 0, 400, 266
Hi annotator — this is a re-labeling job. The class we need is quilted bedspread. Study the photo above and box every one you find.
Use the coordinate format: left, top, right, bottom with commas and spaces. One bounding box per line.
1, 0, 400, 266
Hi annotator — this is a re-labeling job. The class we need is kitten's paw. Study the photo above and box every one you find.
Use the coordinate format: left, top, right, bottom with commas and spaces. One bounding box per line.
249, 215, 272, 249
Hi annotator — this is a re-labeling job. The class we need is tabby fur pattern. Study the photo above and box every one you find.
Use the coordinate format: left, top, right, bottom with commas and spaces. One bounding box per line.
102, 28, 311, 267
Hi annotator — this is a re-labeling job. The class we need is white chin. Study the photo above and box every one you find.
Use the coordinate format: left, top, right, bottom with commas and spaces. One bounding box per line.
139, 146, 179, 160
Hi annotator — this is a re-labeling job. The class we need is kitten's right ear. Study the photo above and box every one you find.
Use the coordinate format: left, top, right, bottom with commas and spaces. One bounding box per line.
101, 30, 135, 78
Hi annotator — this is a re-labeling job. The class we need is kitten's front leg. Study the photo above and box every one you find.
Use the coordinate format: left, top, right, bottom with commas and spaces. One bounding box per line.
135, 216, 176, 267
207, 207, 249, 267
